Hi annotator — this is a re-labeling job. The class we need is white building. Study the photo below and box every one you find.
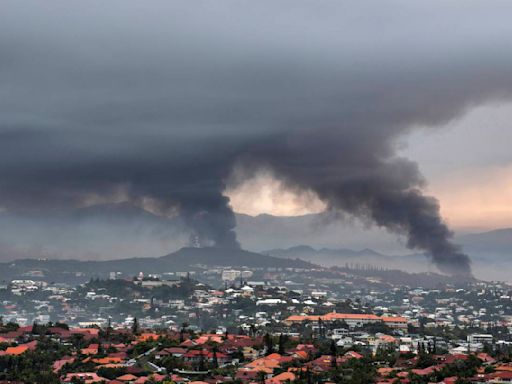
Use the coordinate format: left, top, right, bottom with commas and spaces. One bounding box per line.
256, 298, 286, 306
467, 334, 493, 344
222, 269, 241, 281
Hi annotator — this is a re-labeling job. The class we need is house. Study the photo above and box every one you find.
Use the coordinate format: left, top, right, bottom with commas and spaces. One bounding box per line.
206, 351, 231, 365
52, 357, 75, 373
283, 313, 382, 327
180, 339, 197, 348
61, 372, 108, 383
236, 367, 272, 383
0, 345, 29, 356
284, 313, 408, 329
183, 349, 208, 363
92, 356, 124, 365
137, 333, 159, 342
80, 343, 99, 355
381, 316, 408, 330
245, 353, 283, 371
117, 373, 139, 382
0, 340, 37, 356
266, 371, 296, 384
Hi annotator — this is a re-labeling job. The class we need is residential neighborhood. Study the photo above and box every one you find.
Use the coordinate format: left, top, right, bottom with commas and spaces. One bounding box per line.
2, 264, 512, 383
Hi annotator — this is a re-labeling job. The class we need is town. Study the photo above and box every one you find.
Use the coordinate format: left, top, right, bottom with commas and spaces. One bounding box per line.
2, 262, 512, 383
3, 0, 512, 382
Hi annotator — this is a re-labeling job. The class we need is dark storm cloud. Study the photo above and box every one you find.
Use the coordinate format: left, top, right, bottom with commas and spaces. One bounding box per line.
2, 1, 512, 272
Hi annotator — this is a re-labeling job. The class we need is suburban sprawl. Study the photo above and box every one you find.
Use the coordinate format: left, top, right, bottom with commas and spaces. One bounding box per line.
2, 250, 512, 383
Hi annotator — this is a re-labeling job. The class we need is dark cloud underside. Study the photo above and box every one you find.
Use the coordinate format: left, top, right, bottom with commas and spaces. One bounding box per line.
2, 1, 512, 274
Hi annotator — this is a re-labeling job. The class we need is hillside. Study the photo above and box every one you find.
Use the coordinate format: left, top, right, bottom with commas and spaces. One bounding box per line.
0, 247, 314, 284
265, 245, 431, 273
457, 228, 512, 257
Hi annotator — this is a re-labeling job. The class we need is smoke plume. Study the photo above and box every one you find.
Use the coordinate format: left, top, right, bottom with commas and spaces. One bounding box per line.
2, 1, 512, 273
238, 129, 473, 275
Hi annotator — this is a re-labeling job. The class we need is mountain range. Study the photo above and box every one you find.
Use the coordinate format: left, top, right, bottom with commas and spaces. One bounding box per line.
0, 247, 314, 284
0, 203, 511, 281
264, 245, 428, 271
1, 244, 474, 289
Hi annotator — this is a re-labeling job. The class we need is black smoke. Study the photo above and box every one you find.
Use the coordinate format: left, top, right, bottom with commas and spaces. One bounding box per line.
237, 129, 473, 276
2, 1, 512, 274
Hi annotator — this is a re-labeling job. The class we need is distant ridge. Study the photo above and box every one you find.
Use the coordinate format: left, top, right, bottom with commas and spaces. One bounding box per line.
265, 245, 430, 272
457, 228, 512, 257
0, 245, 478, 287
1, 204, 512, 281
0, 247, 315, 283
158, 247, 314, 269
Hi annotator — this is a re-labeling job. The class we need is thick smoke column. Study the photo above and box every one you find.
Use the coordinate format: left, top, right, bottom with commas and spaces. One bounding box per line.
239, 128, 472, 275
178, 193, 240, 249
2, 1, 512, 272
0, 132, 241, 249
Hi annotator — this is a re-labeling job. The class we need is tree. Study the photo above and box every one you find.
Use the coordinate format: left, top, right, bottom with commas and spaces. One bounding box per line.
198, 349, 205, 372
212, 345, 219, 369
330, 339, 337, 368
306, 367, 313, 384
131, 317, 139, 335
264, 333, 274, 355
180, 322, 188, 343
105, 317, 112, 340
318, 318, 325, 339
278, 334, 286, 355
31, 321, 39, 335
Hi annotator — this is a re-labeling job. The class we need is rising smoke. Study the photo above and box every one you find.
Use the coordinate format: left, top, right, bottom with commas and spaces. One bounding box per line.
2, 1, 512, 274
237, 129, 473, 276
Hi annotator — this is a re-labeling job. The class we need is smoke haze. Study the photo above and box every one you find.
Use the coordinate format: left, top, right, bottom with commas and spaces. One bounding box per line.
2, 1, 512, 274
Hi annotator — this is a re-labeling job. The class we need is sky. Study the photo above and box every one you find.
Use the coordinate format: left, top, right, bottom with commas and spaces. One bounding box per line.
403, 102, 512, 231
1, 1, 512, 271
